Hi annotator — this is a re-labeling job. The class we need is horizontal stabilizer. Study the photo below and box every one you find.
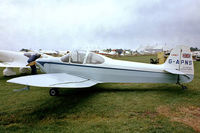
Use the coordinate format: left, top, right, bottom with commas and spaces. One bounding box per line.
7, 73, 99, 88
164, 68, 185, 75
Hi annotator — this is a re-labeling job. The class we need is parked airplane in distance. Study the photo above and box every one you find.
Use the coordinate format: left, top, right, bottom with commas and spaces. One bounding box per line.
8, 45, 194, 96
0, 50, 52, 76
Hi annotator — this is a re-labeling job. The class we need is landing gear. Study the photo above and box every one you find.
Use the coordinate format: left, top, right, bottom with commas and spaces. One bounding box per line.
180, 84, 187, 90
177, 82, 187, 90
49, 88, 59, 96
177, 75, 187, 90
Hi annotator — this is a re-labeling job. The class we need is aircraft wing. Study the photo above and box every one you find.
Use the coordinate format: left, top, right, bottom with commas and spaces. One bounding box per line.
0, 50, 29, 68
0, 62, 28, 68
7, 73, 99, 88
164, 68, 185, 75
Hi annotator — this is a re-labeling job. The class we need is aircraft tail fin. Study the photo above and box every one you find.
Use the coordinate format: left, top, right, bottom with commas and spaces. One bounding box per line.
164, 45, 194, 75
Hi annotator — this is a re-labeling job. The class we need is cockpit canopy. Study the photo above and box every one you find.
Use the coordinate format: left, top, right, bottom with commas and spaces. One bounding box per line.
61, 51, 105, 64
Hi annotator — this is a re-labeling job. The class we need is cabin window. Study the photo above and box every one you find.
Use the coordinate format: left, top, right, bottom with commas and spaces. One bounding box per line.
70, 51, 86, 64
86, 53, 105, 64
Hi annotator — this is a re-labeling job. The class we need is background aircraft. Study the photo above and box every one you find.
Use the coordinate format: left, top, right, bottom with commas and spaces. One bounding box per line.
7, 45, 194, 96
0, 50, 30, 76
0, 50, 54, 76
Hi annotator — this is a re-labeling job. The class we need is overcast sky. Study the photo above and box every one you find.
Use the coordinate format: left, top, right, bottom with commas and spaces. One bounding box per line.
0, 0, 200, 51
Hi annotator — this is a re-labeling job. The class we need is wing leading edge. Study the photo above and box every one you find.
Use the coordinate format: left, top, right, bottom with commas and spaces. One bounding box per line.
7, 73, 99, 88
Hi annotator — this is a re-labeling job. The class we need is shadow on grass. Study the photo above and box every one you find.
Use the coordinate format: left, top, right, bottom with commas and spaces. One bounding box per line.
91, 85, 183, 92
26, 87, 98, 123
24, 83, 189, 124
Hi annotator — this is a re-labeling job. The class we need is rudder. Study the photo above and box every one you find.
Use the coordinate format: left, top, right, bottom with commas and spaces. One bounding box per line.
164, 45, 194, 75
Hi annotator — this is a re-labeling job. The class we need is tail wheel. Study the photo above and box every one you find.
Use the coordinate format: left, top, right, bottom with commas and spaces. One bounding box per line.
49, 88, 59, 96
181, 85, 187, 90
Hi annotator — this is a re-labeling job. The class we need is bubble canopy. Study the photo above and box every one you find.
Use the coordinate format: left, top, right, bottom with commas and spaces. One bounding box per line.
61, 50, 105, 64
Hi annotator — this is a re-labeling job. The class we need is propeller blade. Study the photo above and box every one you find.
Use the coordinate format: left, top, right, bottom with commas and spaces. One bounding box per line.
26, 61, 36, 66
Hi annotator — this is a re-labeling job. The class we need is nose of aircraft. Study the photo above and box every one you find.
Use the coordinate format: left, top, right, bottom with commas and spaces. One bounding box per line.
35, 58, 46, 67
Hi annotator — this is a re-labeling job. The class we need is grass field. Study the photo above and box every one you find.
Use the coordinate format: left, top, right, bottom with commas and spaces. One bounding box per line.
0, 55, 199, 133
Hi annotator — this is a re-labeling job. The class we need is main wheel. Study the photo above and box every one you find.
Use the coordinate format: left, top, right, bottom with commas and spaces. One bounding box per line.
49, 88, 59, 96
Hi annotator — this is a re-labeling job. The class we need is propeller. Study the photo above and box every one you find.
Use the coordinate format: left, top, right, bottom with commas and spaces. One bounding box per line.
26, 61, 36, 66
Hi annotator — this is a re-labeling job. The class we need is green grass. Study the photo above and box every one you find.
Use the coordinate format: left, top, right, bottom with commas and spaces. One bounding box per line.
107, 54, 157, 63
0, 56, 199, 133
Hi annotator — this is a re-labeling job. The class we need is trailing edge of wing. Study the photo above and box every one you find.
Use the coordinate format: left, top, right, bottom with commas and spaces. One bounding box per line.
164, 68, 185, 75
7, 73, 99, 88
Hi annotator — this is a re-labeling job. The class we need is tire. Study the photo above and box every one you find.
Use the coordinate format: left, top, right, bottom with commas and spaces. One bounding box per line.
49, 88, 59, 96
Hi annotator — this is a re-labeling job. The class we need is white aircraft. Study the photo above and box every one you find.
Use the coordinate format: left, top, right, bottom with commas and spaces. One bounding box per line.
0, 50, 31, 68
0, 50, 31, 76
7, 45, 194, 96
0, 50, 52, 76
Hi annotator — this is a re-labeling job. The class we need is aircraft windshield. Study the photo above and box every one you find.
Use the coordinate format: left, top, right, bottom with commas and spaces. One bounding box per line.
86, 53, 105, 64
70, 51, 86, 64
61, 51, 104, 64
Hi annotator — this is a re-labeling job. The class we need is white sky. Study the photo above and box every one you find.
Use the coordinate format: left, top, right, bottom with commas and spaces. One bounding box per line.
0, 0, 200, 51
